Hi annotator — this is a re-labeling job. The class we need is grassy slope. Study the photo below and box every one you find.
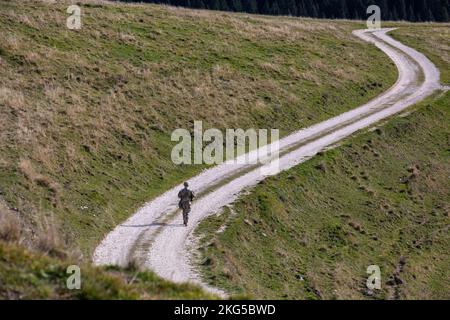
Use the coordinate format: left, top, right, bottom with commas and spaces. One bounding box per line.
390, 23, 450, 85
0, 241, 217, 299
0, 0, 396, 257
0, 198, 218, 299
196, 29, 450, 299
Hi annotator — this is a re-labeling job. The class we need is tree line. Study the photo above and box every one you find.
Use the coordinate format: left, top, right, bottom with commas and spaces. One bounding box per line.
118, 0, 450, 22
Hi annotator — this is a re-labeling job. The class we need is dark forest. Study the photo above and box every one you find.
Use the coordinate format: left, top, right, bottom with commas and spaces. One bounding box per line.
118, 0, 450, 22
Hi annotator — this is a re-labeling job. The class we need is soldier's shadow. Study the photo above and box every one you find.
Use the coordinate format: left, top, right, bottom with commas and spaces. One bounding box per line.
121, 222, 185, 228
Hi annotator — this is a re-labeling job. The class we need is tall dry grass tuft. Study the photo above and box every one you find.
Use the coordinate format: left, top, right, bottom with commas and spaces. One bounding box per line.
0, 209, 23, 244
34, 211, 67, 259
0, 201, 82, 261
0, 87, 25, 111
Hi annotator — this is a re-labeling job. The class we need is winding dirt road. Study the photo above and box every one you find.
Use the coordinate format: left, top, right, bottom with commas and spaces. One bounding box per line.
93, 28, 442, 296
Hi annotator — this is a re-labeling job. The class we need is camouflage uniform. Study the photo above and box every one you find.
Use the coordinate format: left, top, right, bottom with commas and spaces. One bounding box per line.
178, 187, 194, 225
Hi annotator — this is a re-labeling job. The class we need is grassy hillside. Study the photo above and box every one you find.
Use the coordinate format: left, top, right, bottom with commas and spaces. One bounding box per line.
390, 24, 450, 85
196, 90, 450, 299
0, 200, 218, 299
0, 0, 397, 257
196, 89, 450, 299
193, 20, 450, 301
0, 243, 217, 299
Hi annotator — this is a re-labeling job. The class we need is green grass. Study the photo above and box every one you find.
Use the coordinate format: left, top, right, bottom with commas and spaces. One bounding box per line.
389, 23, 450, 85
0, 0, 397, 257
196, 91, 450, 299
1, 0, 447, 301
0, 241, 217, 299
192, 19, 450, 301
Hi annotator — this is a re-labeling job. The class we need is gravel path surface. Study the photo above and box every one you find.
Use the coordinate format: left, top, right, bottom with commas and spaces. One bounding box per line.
93, 28, 441, 297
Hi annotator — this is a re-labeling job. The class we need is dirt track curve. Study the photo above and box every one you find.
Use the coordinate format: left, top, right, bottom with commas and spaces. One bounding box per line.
93, 28, 442, 297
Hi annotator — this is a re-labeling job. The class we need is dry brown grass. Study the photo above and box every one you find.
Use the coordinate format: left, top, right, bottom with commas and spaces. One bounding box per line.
0, 0, 397, 257
0, 197, 71, 260
34, 212, 66, 257
0, 203, 23, 244
165, 4, 340, 41
0, 87, 25, 110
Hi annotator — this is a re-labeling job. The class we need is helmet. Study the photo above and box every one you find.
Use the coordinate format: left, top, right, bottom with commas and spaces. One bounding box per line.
183, 182, 189, 187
